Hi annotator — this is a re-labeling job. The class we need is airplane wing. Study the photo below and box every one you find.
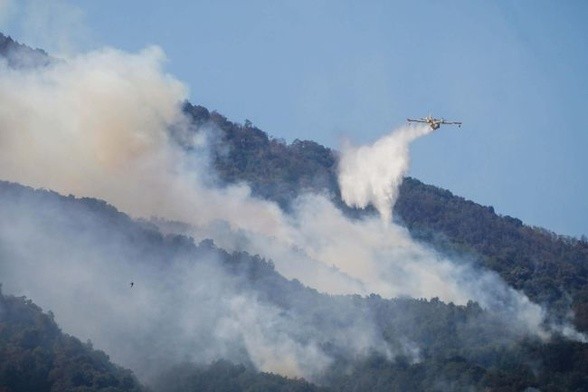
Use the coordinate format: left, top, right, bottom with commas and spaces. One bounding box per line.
441, 120, 462, 127
407, 118, 427, 123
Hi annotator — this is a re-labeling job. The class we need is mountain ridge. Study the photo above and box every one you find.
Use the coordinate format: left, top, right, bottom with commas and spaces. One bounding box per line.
0, 32, 51, 68
1, 32, 588, 391
183, 102, 588, 331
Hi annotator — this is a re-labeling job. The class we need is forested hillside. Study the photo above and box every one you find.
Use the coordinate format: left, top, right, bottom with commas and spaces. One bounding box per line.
0, 288, 142, 392
1, 34, 588, 391
1, 180, 587, 391
397, 179, 588, 328
0, 269, 323, 392
183, 102, 588, 332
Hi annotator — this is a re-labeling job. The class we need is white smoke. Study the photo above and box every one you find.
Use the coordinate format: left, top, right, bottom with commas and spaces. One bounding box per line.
333, 125, 560, 336
0, 46, 290, 242
216, 295, 333, 377
0, 46, 392, 379
0, 41, 584, 383
338, 124, 433, 223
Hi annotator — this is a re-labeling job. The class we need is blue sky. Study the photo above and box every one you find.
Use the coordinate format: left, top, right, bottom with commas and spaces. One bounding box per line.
1, 0, 587, 238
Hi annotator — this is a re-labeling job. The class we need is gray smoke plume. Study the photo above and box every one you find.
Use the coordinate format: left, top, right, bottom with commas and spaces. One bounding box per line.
0, 46, 393, 380
0, 41, 585, 385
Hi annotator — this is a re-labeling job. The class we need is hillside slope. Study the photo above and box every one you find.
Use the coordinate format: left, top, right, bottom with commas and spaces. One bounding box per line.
1, 33, 588, 391
0, 288, 143, 392
183, 102, 588, 330
1, 180, 587, 391
0, 32, 51, 68
3, 32, 585, 331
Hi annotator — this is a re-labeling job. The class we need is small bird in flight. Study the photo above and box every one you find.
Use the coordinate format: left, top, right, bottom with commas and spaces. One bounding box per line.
130, 282, 134, 288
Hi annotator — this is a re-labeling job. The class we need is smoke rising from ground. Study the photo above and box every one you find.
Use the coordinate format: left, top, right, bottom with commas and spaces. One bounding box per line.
0, 43, 584, 383
0, 44, 493, 304
0, 46, 289, 240
1, 181, 416, 381
0, 46, 395, 379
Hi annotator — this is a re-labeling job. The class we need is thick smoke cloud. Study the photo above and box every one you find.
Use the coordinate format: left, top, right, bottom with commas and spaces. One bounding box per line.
0, 46, 289, 241
1, 181, 406, 381
0, 46, 393, 379
0, 45, 493, 304
0, 42, 584, 383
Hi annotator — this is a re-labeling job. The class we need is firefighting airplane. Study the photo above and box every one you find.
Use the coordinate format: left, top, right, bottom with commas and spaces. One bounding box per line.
407, 115, 462, 130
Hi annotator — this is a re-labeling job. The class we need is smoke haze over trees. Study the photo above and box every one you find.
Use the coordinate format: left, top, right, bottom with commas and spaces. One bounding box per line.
0, 33, 588, 392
